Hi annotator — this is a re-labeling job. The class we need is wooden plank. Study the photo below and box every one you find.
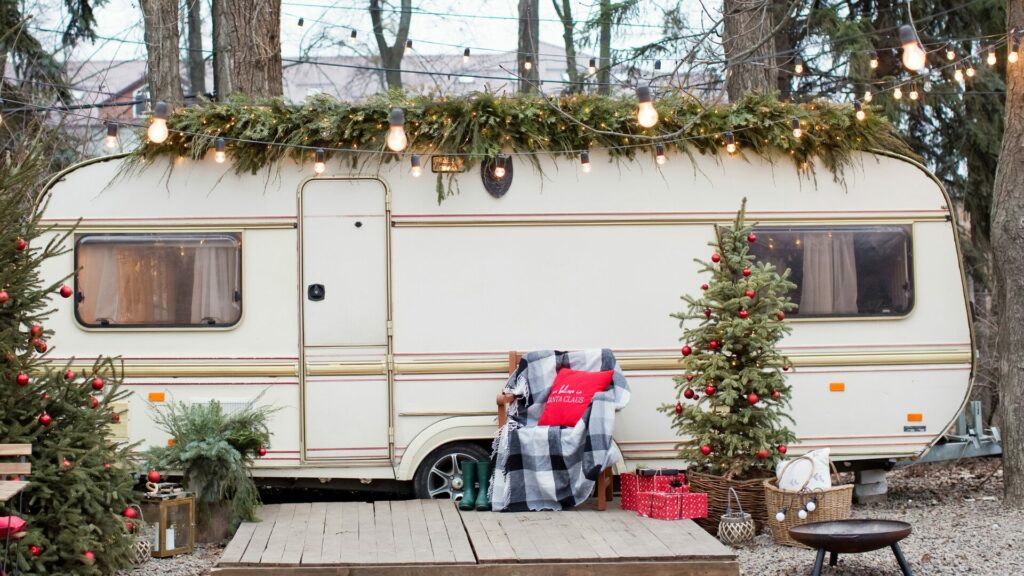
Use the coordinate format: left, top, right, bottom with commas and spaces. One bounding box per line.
458, 510, 500, 563
260, 503, 297, 565
337, 503, 362, 564
356, 502, 378, 564
615, 511, 674, 558
493, 513, 540, 562
281, 502, 311, 565
211, 559, 740, 576
220, 521, 258, 564
373, 501, 396, 563
564, 511, 619, 560
238, 505, 281, 565
0, 480, 29, 504
0, 444, 31, 456
0, 463, 31, 476
387, 501, 416, 564
548, 511, 598, 560
473, 511, 512, 563
300, 502, 328, 564
420, 499, 455, 563
404, 499, 435, 563
576, 510, 637, 560
438, 501, 475, 564
319, 502, 343, 564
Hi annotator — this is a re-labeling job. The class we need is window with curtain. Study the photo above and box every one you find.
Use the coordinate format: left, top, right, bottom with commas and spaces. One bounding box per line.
75, 233, 242, 328
748, 225, 913, 317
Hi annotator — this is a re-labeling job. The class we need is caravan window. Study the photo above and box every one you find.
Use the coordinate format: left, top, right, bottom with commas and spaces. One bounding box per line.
748, 226, 913, 317
74, 233, 242, 328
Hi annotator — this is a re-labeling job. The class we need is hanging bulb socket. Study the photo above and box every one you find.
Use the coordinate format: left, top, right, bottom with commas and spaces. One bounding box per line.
103, 122, 119, 150
147, 101, 170, 144
580, 150, 591, 173
350, 29, 358, 41
654, 59, 662, 71
791, 117, 802, 139
314, 148, 326, 175
1011, 33, 1021, 63
463, 48, 470, 63
725, 131, 737, 154
588, 57, 597, 75
406, 39, 413, 49
898, 25, 927, 71
946, 43, 956, 61
214, 136, 226, 163
298, 17, 304, 27
793, 56, 804, 75
410, 154, 422, 177
868, 50, 878, 69
635, 86, 659, 128
386, 108, 408, 152
655, 143, 666, 165
854, 101, 865, 121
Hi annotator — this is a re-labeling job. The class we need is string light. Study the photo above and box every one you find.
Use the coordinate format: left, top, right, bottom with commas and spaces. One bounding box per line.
350, 29, 357, 41
313, 148, 326, 175
298, 17, 304, 27
791, 117, 802, 139
966, 64, 976, 77
1011, 32, 1021, 64
946, 44, 956, 61
410, 154, 422, 177
863, 89, 873, 103
654, 59, 662, 71
493, 154, 507, 179
386, 108, 408, 152
463, 48, 470, 63
868, 50, 878, 69
655, 143, 666, 165
147, 101, 170, 143
893, 86, 903, 100
406, 39, 413, 49
524, 56, 533, 71
794, 56, 804, 75
580, 150, 591, 172
898, 24, 927, 71
588, 58, 596, 75
909, 85, 919, 101
214, 136, 226, 163
854, 102, 865, 121
954, 68, 964, 82
987, 48, 997, 66
725, 131, 737, 154
635, 86, 658, 128
103, 122, 119, 150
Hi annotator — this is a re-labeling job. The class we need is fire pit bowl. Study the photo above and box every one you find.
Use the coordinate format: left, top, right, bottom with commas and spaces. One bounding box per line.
789, 519, 914, 576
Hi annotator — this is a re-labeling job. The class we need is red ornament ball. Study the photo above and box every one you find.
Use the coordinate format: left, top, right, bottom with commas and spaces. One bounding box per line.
39, 413, 53, 426
17, 372, 29, 386
703, 308, 711, 318
704, 385, 716, 396
692, 393, 700, 401
756, 449, 771, 460
0, 290, 8, 304
771, 390, 782, 400
783, 365, 791, 372
3, 353, 14, 364
708, 340, 719, 350
700, 445, 712, 456
683, 388, 695, 399
30, 544, 42, 556
91, 377, 104, 391
125, 521, 135, 533
258, 447, 268, 457
747, 233, 757, 243
59, 284, 73, 299
777, 445, 788, 454
103, 463, 111, 470
83, 550, 95, 564
89, 396, 100, 409
738, 309, 749, 319
685, 373, 694, 382
681, 345, 692, 357
33, 339, 47, 353
701, 283, 709, 291
64, 370, 75, 380
123, 506, 138, 519
747, 392, 760, 405
62, 459, 72, 469
675, 401, 683, 415
742, 268, 751, 277
777, 311, 786, 321
148, 470, 162, 483
745, 289, 756, 298
711, 253, 721, 263
15, 238, 27, 251
42, 393, 50, 401
30, 325, 43, 338
111, 413, 121, 424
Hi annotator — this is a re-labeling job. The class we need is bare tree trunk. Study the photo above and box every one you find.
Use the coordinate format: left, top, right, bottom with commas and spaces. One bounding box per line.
370, 0, 412, 91
186, 0, 206, 97
723, 0, 777, 101
211, 0, 232, 100
597, 0, 611, 95
223, 0, 283, 97
517, 0, 540, 94
992, 0, 1024, 508
552, 0, 581, 91
140, 0, 184, 106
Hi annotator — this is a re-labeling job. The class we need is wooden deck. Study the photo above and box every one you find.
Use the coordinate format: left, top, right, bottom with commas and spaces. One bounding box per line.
213, 500, 738, 575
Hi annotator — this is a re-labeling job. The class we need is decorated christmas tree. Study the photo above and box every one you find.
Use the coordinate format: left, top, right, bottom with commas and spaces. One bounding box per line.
1, 154, 137, 574
661, 199, 798, 479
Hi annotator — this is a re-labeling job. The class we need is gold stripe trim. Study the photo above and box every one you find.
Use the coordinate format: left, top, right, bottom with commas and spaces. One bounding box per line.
306, 362, 388, 376
47, 361, 298, 378
397, 411, 496, 417
393, 214, 947, 228
46, 221, 296, 231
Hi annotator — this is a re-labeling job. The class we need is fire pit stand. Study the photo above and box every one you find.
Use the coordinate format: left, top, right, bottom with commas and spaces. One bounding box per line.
788, 519, 914, 576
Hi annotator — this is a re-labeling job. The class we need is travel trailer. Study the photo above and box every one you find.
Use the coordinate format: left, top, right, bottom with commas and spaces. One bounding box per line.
36, 148, 972, 499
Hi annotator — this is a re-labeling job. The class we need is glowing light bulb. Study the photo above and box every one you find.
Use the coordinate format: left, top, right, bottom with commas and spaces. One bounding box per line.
775, 511, 786, 522
386, 108, 408, 152
410, 154, 422, 177
214, 136, 226, 163
954, 68, 964, 82
869, 51, 878, 69
147, 101, 170, 144
103, 122, 119, 150
855, 102, 865, 121
493, 156, 506, 179
909, 87, 919, 101
798, 509, 808, 520
806, 500, 817, 512
463, 48, 470, 64
524, 57, 533, 71
794, 56, 804, 75
313, 148, 326, 175
1011, 50, 1020, 64
635, 86, 659, 128
655, 143, 666, 165
946, 45, 956, 61
899, 25, 927, 71
580, 150, 591, 173
988, 49, 997, 66
725, 131, 737, 154
791, 118, 802, 139
893, 87, 903, 100
588, 58, 597, 75
966, 66, 976, 77
864, 89, 873, 103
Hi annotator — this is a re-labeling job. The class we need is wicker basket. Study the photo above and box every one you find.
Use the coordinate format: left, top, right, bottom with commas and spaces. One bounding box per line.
688, 470, 771, 536
764, 459, 853, 547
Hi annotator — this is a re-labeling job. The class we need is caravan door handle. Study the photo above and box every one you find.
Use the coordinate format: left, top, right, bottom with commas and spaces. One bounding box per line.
307, 284, 325, 301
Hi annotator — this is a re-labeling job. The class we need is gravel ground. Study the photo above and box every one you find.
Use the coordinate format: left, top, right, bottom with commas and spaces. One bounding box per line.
737, 458, 1024, 575
116, 543, 222, 576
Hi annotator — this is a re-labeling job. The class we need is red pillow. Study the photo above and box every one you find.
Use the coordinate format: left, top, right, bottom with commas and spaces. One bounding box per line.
537, 368, 614, 427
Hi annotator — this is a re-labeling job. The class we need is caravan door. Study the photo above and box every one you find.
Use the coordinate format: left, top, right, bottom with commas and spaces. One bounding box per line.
299, 179, 391, 463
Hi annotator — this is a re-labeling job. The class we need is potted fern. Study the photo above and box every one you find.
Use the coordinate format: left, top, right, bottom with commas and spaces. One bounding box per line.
145, 394, 278, 542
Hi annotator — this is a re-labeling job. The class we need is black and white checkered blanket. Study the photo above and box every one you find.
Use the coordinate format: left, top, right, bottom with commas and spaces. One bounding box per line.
490, 349, 631, 512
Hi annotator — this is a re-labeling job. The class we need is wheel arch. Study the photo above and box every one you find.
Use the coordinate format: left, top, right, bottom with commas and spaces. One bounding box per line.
396, 416, 497, 481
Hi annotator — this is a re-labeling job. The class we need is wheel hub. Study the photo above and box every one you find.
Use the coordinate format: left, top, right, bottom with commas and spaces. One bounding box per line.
451, 477, 464, 490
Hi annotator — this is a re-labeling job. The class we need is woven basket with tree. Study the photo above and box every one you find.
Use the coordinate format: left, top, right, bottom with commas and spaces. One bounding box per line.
660, 199, 797, 537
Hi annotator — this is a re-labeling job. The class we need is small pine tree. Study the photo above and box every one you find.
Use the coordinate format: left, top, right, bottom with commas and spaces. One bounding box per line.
1, 153, 136, 574
660, 199, 798, 479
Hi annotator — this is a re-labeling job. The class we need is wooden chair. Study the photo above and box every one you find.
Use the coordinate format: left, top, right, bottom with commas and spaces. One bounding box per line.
1, 444, 31, 574
496, 351, 614, 511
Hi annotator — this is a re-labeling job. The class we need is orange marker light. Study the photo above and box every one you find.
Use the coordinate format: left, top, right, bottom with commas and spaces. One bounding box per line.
148, 392, 166, 402
829, 383, 845, 392
907, 413, 923, 422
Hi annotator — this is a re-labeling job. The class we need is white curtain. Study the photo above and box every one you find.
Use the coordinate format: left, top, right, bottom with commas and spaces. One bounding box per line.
191, 244, 241, 324
77, 245, 122, 323
800, 233, 858, 315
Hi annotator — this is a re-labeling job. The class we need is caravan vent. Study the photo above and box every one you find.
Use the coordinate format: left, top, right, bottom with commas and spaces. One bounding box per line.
189, 399, 253, 417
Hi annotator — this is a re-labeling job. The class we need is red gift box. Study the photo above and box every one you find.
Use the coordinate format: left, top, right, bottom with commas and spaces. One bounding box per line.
636, 492, 708, 521
621, 471, 687, 511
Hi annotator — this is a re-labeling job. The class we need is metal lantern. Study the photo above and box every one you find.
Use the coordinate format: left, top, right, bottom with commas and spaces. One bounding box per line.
139, 494, 195, 558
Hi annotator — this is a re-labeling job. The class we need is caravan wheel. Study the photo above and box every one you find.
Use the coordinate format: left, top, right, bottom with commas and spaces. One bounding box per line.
413, 442, 490, 500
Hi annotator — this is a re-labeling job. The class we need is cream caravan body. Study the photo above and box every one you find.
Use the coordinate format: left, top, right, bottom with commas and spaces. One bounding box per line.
37, 150, 973, 497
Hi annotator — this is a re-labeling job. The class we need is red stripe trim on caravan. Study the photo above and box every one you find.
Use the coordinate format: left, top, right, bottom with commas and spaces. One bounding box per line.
39, 216, 296, 222
307, 447, 389, 451
395, 376, 509, 382
264, 450, 300, 454
46, 356, 299, 361
121, 381, 298, 386
255, 457, 301, 461
393, 209, 950, 218
391, 343, 971, 357
616, 434, 936, 445
304, 378, 388, 383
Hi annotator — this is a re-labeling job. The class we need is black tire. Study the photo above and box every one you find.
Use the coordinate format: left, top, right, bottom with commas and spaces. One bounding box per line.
412, 442, 491, 500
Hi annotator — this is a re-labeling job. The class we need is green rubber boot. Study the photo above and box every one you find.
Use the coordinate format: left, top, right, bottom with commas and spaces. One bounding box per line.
458, 460, 478, 511
474, 460, 492, 511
